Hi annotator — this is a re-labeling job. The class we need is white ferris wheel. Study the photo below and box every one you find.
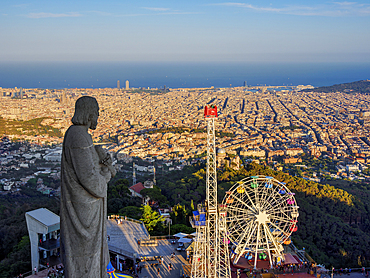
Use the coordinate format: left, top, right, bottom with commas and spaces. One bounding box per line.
222, 175, 299, 269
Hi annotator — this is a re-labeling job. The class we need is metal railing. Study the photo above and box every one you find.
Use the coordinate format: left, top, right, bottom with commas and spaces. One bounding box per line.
289, 242, 313, 263
39, 238, 60, 250
289, 242, 299, 253
14, 270, 32, 278
108, 214, 150, 237
138, 238, 157, 247
109, 214, 142, 224
305, 253, 315, 263
126, 217, 143, 224
189, 217, 206, 228
149, 235, 174, 240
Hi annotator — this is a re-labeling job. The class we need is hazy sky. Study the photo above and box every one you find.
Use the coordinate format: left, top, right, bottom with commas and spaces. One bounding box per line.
1, 0, 370, 62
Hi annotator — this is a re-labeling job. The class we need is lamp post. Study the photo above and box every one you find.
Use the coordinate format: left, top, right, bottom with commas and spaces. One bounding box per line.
168, 219, 172, 237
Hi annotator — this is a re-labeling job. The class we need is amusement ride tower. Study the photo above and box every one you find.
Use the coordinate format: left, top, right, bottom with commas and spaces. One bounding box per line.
191, 105, 231, 278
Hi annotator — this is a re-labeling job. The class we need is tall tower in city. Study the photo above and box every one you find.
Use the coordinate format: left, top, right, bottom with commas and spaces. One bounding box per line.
60, 92, 64, 104
125, 80, 129, 90
153, 165, 156, 185
63, 90, 67, 104
133, 162, 136, 185
117, 80, 120, 89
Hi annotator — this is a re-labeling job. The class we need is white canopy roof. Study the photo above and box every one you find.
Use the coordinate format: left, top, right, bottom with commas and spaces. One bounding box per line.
173, 232, 189, 238
178, 237, 192, 243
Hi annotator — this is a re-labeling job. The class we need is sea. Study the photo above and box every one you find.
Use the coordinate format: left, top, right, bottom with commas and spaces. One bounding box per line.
0, 61, 369, 89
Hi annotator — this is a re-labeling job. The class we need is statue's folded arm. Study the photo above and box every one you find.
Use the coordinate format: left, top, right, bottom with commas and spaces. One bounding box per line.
67, 145, 107, 199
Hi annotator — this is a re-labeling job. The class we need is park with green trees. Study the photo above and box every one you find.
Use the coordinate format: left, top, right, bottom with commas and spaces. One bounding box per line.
106, 159, 370, 269
0, 117, 62, 138
1, 154, 370, 277
0, 187, 59, 277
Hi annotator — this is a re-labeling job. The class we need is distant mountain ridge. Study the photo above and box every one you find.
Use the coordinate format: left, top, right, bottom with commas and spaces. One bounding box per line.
303, 80, 370, 94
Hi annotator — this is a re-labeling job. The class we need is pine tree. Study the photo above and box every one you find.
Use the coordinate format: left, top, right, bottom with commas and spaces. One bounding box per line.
140, 205, 164, 232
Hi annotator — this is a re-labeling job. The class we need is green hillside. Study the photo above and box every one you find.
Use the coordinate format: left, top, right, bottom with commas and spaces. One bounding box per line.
0, 191, 60, 277
1, 160, 370, 277
303, 80, 370, 94
238, 163, 370, 268
153, 161, 370, 268
0, 117, 62, 138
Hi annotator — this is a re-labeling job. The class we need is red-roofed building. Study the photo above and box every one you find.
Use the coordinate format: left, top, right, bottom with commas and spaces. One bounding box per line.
129, 182, 145, 198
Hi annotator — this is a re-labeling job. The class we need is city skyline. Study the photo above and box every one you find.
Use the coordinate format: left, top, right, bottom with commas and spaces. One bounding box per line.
1, 0, 370, 63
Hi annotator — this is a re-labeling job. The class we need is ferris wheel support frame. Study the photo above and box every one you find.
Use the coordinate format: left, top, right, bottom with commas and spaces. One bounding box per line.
254, 224, 260, 269
263, 224, 273, 269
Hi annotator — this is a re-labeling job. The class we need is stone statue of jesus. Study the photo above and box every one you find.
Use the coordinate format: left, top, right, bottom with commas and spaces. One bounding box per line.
60, 96, 115, 278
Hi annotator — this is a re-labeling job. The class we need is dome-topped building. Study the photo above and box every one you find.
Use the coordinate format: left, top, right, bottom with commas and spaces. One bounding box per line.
217, 148, 240, 170
217, 148, 227, 168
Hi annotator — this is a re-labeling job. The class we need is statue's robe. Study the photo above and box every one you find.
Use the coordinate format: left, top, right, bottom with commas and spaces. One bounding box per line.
60, 125, 109, 278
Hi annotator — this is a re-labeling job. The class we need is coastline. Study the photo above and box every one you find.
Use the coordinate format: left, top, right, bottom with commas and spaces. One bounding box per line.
1, 61, 370, 89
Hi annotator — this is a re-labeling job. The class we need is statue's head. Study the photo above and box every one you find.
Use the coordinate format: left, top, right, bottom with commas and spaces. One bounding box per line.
71, 96, 99, 130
